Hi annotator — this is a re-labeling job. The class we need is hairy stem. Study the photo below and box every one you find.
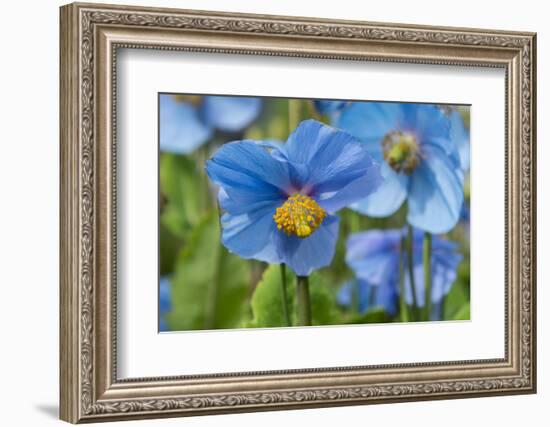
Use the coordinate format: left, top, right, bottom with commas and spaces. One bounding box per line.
407, 225, 420, 321
399, 235, 409, 322
296, 275, 312, 326
423, 232, 432, 321
279, 264, 291, 326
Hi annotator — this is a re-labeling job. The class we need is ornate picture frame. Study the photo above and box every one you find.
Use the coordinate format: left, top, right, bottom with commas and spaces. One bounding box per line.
60, 2, 536, 423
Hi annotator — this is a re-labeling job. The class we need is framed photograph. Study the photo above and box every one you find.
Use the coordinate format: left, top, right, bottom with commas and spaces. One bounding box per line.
60, 2, 537, 423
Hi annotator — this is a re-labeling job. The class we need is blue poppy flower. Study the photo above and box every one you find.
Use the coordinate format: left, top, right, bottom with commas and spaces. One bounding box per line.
159, 276, 172, 332
160, 94, 262, 154
345, 228, 462, 318
205, 119, 383, 276
450, 110, 470, 171
337, 279, 398, 315
313, 100, 350, 115
337, 103, 464, 234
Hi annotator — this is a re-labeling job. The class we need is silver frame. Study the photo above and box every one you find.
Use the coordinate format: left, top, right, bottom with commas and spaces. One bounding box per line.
60, 2, 537, 423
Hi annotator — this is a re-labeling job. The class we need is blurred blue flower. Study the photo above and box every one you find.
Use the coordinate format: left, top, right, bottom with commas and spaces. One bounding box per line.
159, 276, 172, 332
337, 103, 464, 233
313, 100, 350, 115
460, 202, 470, 224
206, 119, 383, 276
159, 318, 169, 332
337, 279, 398, 316
459, 201, 470, 243
450, 110, 470, 171
160, 95, 262, 154
201, 96, 262, 133
344, 228, 462, 319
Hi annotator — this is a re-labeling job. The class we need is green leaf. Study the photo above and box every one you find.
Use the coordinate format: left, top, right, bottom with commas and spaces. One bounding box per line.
160, 153, 202, 237
346, 307, 389, 324
453, 303, 470, 320
249, 266, 340, 328
159, 222, 182, 275
443, 279, 470, 320
166, 212, 249, 330
308, 271, 340, 326
249, 264, 294, 328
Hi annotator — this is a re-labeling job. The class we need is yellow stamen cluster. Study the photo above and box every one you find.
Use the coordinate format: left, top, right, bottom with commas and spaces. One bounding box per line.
381, 130, 420, 174
172, 94, 202, 105
273, 194, 327, 238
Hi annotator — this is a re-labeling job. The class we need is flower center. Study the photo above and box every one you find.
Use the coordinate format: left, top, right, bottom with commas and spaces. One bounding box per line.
172, 94, 202, 105
273, 194, 327, 238
381, 131, 419, 174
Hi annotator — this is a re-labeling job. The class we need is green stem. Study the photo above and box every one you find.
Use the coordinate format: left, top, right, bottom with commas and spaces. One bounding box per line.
197, 145, 212, 211
296, 276, 312, 326
279, 264, 291, 326
398, 235, 409, 322
349, 210, 361, 233
288, 100, 300, 133
423, 232, 432, 321
205, 203, 225, 329
407, 225, 420, 321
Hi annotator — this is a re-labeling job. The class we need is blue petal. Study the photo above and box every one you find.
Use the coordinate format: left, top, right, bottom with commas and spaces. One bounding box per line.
314, 161, 382, 214
401, 105, 449, 143
337, 280, 354, 307
357, 282, 373, 314
460, 202, 470, 224
407, 145, 464, 233
200, 96, 262, 132
279, 120, 383, 213
404, 257, 460, 308
372, 279, 399, 315
271, 159, 311, 193
337, 280, 373, 314
350, 162, 408, 217
220, 209, 282, 264
431, 238, 462, 303
401, 104, 459, 167
159, 95, 212, 154
313, 100, 349, 114
337, 279, 398, 316
404, 262, 426, 307
279, 119, 334, 164
337, 102, 403, 161
450, 111, 470, 171
217, 184, 279, 216
205, 140, 292, 212
159, 276, 172, 313
346, 229, 401, 285
308, 146, 382, 213
403, 233, 462, 306
430, 302, 443, 321
276, 215, 339, 276
430, 258, 460, 304
159, 317, 169, 332
159, 276, 172, 332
